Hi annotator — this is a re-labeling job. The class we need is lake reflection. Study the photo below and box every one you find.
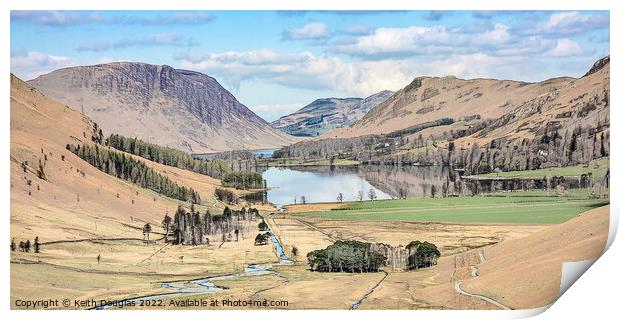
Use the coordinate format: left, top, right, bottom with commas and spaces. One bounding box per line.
261, 167, 393, 206
258, 164, 580, 207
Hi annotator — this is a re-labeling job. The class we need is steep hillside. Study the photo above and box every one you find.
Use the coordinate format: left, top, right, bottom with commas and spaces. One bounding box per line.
330, 57, 609, 146
329, 74, 578, 140
9, 74, 231, 242
462, 56, 610, 146
272, 91, 393, 137
28, 62, 298, 153
461, 205, 609, 309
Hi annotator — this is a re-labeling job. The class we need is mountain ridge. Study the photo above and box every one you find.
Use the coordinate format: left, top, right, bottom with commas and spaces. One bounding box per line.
27, 61, 299, 153
271, 90, 394, 137
326, 57, 609, 141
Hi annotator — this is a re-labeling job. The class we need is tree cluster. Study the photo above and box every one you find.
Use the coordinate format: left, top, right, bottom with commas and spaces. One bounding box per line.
274, 122, 610, 178
254, 233, 270, 245
221, 171, 263, 190
214, 188, 240, 204
406, 240, 440, 270
168, 205, 258, 245
107, 134, 232, 179
258, 220, 269, 231
307, 240, 387, 273
12, 237, 40, 253
67, 143, 201, 203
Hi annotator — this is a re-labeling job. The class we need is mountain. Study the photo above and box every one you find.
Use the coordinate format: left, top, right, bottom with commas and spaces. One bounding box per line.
271, 91, 393, 137
10, 74, 222, 242
328, 77, 571, 140
463, 56, 609, 146
344, 90, 395, 126
329, 57, 609, 144
27, 62, 298, 153
271, 97, 361, 137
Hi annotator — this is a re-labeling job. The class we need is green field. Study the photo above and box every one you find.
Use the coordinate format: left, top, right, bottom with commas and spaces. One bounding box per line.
475, 158, 609, 180
298, 189, 609, 224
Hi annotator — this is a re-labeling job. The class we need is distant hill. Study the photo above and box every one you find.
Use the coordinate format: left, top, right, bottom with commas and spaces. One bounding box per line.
462, 55, 610, 146
28, 62, 299, 153
271, 90, 393, 137
329, 57, 609, 145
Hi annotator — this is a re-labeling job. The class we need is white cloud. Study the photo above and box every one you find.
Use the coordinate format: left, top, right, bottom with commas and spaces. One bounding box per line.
343, 25, 374, 35
249, 103, 304, 122
283, 22, 330, 40
11, 10, 215, 26
76, 32, 189, 52
174, 47, 549, 98
10, 51, 77, 80
153, 12, 214, 24
333, 23, 511, 57
544, 39, 584, 57
175, 49, 413, 96
534, 11, 609, 35
416, 53, 528, 80
11, 11, 108, 26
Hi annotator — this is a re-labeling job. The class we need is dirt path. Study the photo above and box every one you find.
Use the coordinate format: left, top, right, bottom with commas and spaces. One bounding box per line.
453, 280, 511, 310
350, 271, 389, 310
137, 242, 172, 265
293, 218, 339, 241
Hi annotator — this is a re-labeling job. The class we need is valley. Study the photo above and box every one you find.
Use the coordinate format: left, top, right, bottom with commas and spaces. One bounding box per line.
10, 55, 611, 311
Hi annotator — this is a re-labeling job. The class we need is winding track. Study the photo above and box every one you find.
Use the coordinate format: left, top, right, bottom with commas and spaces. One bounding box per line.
293, 217, 338, 241
453, 280, 511, 310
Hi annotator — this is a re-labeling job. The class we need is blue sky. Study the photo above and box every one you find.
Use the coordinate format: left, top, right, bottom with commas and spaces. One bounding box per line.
10, 10, 609, 121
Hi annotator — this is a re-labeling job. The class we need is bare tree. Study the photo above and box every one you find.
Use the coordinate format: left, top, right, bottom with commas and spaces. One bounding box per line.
162, 213, 172, 242
337, 193, 344, 202
368, 189, 377, 201
143, 223, 152, 242
357, 190, 364, 202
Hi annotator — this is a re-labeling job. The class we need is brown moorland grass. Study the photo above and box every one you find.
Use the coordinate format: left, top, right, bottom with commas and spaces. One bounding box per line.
459, 205, 609, 309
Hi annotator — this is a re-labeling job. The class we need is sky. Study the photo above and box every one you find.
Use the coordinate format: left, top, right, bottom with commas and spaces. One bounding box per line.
10, 10, 610, 122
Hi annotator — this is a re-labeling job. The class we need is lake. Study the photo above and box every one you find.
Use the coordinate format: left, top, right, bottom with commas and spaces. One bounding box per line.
257, 165, 590, 208
248, 163, 588, 208
260, 167, 393, 206
259, 165, 464, 207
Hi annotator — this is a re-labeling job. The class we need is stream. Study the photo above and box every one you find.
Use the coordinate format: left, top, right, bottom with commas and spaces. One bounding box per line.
94, 220, 291, 310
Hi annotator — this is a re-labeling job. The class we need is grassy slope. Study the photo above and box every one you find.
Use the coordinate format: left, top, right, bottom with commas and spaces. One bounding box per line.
298, 189, 609, 224
462, 205, 609, 308
475, 157, 609, 180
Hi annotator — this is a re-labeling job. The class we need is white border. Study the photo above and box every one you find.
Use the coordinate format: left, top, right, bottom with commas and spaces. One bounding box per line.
2, 1, 617, 320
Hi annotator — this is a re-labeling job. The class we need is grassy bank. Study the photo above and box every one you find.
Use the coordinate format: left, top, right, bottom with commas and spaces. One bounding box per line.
474, 158, 609, 180
298, 189, 609, 224
256, 158, 359, 167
